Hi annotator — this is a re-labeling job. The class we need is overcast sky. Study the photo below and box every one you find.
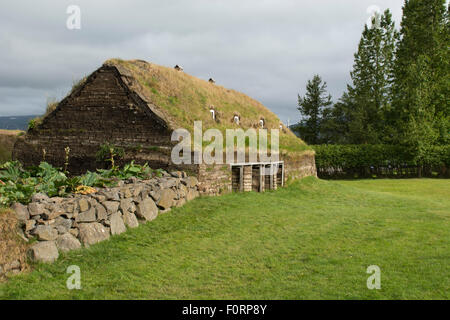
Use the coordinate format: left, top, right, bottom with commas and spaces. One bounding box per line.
0, 0, 404, 124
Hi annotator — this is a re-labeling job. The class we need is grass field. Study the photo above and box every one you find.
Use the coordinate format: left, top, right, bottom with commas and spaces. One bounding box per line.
0, 178, 448, 299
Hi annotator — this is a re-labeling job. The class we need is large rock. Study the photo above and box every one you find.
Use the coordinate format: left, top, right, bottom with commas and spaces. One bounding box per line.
31, 193, 49, 203
136, 198, 158, 222
76, 207, 96, 223
120, 198, 135, 214
92, 194, 106, 203
131, 186, 143, 198
42, 204, 65, 220
186, 189, 199, 201
149, 188, 162, 202
120, 187, 132, 199
24, 219, 36, 232
28, 202, 46, 216
157, 189, 175, 209
178, 184, 188, 199
56, 233, 81, 252
54, 217, 72, 234
182, 176, 198, 188
28, 241, 59, 263
78, 198, 90, 212
170, 171, 183, 178
62, 202, 76, 218
103, 201, 120, 215
78, 222, 110, 247
159, 178, 176, 189
95, 204, 108, 221
123, 211, 139, 228
33, 225, 58, 241
110, 212, 126, 235
54, 216, 72, 229
100, 189, 120, 201
11, 202, 29, 222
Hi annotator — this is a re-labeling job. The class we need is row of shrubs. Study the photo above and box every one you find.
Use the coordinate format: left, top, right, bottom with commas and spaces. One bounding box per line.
312, 144, 450, 179
0, 161, 165, 207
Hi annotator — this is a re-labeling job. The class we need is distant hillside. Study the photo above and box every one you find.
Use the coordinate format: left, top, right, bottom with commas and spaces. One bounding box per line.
0, 116, 37, 131
0, 129, 23, 164
289, 123, 301, 138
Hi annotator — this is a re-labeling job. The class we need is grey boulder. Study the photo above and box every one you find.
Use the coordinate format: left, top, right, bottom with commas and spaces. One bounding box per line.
28, 241, 59, 263
78, 222, 110, 247
136, 198, 158, 222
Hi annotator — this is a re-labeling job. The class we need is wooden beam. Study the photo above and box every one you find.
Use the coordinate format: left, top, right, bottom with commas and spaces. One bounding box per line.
239, 165, 243, 192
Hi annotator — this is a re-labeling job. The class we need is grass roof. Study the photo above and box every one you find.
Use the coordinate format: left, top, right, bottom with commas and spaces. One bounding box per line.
103, 59, 310, 154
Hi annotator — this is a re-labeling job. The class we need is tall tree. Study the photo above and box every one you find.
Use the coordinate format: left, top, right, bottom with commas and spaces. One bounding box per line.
391, 0, 449, 154
296, 75, 332, 144
342, 9, 399, 144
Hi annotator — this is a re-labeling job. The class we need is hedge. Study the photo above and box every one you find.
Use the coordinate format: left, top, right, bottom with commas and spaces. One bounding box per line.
312, 144, 450, 179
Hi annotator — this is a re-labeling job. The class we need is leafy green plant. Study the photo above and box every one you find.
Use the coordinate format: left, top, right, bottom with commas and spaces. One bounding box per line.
96, 143, 125, 169
27, 119, 38, 130
0, 160, 159, 206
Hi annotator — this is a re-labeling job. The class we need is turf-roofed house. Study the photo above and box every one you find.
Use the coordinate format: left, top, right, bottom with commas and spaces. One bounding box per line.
13, 59, 317, 195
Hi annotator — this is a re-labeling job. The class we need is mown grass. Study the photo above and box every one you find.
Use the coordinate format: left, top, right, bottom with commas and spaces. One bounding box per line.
0, 178, 448, 299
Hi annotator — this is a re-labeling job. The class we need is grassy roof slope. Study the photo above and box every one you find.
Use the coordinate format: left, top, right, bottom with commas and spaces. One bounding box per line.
104, 59, 310, 153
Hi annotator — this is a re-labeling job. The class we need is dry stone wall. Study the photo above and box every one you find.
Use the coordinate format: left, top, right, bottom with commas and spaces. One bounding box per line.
8, 170, 199, 265
284, 152, 317, 182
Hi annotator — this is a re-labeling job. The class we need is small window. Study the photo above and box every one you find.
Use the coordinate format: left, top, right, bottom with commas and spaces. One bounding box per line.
210, 109, 215, 120
234, 115, 240, 125
259, 119, 265, 128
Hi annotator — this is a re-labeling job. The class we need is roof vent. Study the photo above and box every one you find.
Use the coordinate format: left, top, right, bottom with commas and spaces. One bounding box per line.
259, 118, 265, 128
174, 65, 184, 71
209, 78, 216, 84
233, 115, 240, 125
210, 106, 216, 120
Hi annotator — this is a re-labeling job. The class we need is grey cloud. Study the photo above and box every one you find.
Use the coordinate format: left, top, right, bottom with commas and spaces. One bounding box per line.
0, 0, 404, 121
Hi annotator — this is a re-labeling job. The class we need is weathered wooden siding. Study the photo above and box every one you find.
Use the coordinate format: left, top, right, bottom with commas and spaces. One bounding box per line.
13, 67, 172, 174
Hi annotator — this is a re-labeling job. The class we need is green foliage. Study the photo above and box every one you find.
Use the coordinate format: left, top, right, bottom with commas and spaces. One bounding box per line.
0, 161, 67, 205
391, 0, 449, 150
296, 75, 332, 144
27, 98, 60, 131
27, 119, 38, 130
97, 161, 153, 180
95, 143, 125, 167
302, 3, 449, 150
0, 161, 157, 206
319, 10, 398, 145
313, 144, 450, 178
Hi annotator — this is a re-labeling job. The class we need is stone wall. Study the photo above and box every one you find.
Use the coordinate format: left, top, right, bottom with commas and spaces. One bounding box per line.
196, 163, 232, 195
7, 170, 199, 264
284, 152, 317, 182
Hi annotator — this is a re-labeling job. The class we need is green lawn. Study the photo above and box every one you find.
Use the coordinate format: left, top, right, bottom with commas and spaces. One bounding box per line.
0, 178, 448, 299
